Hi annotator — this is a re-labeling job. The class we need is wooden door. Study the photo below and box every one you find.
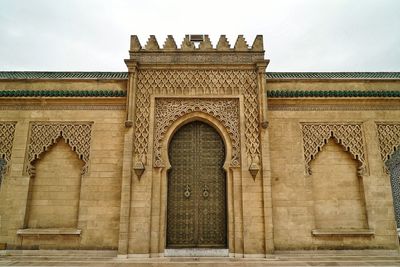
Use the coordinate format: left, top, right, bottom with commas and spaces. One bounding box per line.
167, 121, 227, 248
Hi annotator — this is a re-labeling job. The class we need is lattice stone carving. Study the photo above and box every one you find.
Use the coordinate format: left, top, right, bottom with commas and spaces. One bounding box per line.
243, 76, 261, 165
26, 122, 92, 176
0, 122, 16, 183
134, 69, 260, 167
301, 123, 366, 175
376, 123, 400, 170
154, 98, 241, 168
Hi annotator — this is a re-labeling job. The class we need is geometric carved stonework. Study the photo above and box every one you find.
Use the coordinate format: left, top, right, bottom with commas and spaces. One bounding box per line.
153, 98, 241, 168
134, 69, 260, 167
0, 122, 16, 184
376, 122, 400, 172
26, 122, 93, 176
301, 123, 367, 175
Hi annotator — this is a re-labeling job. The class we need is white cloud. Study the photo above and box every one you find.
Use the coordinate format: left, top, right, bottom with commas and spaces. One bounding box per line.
0, 0, 399, 71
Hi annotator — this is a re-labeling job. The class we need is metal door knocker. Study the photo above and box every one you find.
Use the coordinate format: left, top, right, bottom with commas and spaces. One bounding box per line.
184, 185, 191, 198
202, 185, 209, 199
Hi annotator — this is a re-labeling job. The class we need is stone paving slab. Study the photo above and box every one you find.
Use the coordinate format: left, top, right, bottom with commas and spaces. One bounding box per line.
1, 250, 400, 267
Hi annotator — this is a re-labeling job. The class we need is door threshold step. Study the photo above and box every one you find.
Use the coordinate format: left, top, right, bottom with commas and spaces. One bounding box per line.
165, 248, 229, 257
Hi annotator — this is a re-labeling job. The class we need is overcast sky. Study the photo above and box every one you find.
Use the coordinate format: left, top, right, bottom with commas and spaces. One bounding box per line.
0, 0, 399, 72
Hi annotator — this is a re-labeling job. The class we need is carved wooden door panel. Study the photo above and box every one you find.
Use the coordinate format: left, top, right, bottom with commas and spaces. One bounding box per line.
167, 121, 227, 248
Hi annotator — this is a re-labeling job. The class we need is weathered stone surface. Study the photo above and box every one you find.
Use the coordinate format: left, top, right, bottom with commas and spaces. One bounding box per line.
0, 35, 399, 257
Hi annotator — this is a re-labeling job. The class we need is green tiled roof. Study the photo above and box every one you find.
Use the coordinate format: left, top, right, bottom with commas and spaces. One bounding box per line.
1, 71, 399, 80
0, 90, 126, 97
0, 72, 128, 80
267, 90, 400, 98
266, 72, 400, 80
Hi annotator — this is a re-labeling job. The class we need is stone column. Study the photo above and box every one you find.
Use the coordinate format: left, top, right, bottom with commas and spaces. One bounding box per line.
118, 68, 136, 257
256, 61, 274, 254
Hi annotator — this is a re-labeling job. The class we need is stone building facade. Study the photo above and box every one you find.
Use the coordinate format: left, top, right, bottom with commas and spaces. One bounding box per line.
0, 35, 399, 257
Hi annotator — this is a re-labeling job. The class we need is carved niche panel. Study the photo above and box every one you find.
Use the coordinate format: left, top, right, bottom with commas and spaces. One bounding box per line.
376, 122, 400, 167
154, 98, 240, 168
134, 69, 260, 166
0, 122, 16, 183
26, 122, 93, 176
301, 123, 366, 175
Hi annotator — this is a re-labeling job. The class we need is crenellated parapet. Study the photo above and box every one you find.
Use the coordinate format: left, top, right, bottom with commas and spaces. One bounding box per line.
126, 35, 267, 65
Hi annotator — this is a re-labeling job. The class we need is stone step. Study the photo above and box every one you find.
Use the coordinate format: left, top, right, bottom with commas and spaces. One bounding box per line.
2, 260, 400, 267
1, 250, 400, 267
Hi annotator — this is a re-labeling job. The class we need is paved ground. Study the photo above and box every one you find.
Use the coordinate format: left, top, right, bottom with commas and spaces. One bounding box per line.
1, 250, 400, 266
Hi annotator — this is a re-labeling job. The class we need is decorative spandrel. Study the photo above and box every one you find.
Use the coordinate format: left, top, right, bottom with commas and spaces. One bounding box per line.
26, 122, 93, 176
301, 123, 366, 175
154, 98, 240, 168
376, 122, 400, 173
167, 121, 227, 248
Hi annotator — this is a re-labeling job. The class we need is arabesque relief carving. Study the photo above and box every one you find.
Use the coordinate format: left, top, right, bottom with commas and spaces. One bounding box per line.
134, 69, 260, 168
26, 122, 93, 176
153, 98, 241, 168
376, 122, 400, 171
301, 123, 366, 175
0, 122, 16, 183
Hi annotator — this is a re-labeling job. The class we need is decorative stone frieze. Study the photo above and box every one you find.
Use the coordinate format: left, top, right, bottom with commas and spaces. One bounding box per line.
153, 98, 241, 168
26, 122, 93, 176
0, 122, 16, 183
134, 69, 260, 168
301, 123, 366, 175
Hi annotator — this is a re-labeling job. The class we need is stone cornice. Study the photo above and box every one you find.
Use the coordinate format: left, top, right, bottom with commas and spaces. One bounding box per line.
127, 52, 266, 65
268, 98, 400, 111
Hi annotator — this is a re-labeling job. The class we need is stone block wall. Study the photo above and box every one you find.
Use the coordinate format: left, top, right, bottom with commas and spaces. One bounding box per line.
0, 71, 399, 254
27, 141, 84, 229
267, 79, 400, 250
311, 140, 368, 230
0, 79, 126, 250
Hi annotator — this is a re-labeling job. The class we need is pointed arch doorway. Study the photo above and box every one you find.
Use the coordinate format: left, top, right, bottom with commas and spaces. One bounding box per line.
167, 121, 227, 248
